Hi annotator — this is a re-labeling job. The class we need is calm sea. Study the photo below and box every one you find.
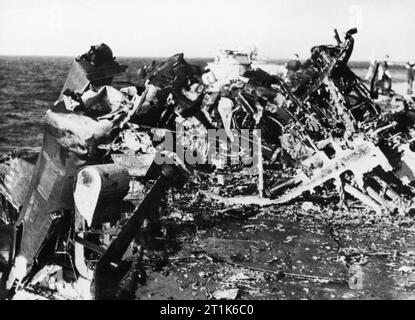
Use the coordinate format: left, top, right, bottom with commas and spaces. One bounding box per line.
0, 56, 407, 151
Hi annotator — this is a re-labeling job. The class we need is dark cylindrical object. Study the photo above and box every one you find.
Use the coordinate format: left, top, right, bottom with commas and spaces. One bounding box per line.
265, 178, 300, 199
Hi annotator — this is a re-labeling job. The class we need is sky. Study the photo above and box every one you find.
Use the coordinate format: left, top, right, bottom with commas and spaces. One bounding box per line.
0, 0, 414, 61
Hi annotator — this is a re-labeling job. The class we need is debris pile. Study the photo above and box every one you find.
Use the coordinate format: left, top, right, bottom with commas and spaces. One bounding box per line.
1, 29, 415, 300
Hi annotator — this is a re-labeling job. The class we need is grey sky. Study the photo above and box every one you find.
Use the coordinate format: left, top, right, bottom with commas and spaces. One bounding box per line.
0, 0, 414, 61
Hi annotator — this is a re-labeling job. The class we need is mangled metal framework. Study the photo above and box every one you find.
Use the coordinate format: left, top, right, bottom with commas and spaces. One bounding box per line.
1, 29, 415, 300
204, 28, 415, 216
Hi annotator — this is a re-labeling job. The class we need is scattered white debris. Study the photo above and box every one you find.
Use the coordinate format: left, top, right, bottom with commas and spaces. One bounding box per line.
397, 266, 413, 274
284, 235, 297, 243
228, 272, 251, 282
212, 288, 240, 300
301, 202, 317, 211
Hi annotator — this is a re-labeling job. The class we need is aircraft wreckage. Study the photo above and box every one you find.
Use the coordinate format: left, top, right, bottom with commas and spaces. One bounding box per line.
1, 28, 415, 299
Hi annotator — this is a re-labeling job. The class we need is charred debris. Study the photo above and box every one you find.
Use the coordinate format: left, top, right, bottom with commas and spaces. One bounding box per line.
1, 29, 415, 300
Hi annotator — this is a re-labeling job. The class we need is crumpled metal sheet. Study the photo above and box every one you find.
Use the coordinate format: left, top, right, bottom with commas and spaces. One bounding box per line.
0, 158, 35, 210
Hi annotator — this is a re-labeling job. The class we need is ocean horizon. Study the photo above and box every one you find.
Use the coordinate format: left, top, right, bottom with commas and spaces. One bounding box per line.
0, 54, 410, 67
